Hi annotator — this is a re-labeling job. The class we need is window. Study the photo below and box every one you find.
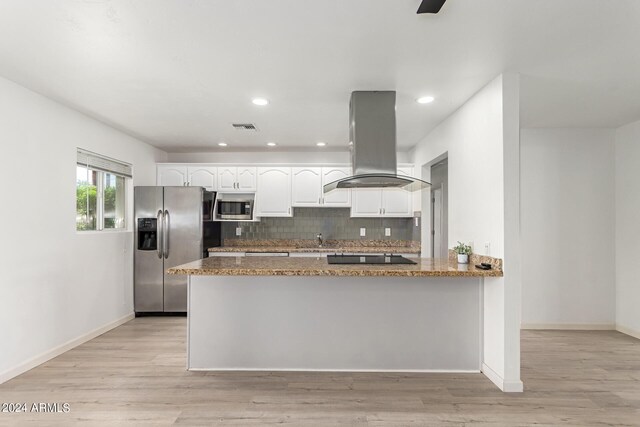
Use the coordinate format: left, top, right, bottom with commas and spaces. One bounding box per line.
76, 149, 132, 232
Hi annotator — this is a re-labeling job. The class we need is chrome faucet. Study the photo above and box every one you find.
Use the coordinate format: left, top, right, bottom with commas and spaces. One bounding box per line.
317, 233, 323, 247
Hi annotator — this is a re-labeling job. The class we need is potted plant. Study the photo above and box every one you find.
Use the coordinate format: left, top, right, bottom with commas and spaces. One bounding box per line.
453, 241, 472, 264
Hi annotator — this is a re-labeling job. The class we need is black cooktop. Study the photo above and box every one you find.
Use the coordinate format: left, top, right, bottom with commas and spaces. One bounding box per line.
327, 254, 417, 265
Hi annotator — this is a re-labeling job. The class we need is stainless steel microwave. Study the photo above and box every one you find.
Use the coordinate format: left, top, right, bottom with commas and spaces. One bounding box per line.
214, 198, 254, 221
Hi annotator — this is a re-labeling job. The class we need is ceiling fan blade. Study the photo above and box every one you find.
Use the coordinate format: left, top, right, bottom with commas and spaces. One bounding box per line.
417, 0, 447, 14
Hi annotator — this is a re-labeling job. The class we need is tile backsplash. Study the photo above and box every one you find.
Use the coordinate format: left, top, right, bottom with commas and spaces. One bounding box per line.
221, 207, 420, 242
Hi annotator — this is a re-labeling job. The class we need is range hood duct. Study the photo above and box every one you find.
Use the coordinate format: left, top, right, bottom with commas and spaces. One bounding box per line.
323, 91, 430, 193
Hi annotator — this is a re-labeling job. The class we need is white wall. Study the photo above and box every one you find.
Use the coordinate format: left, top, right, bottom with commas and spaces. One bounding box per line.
615, 120, 640, 338
520, 129, 616, 328
0, 76, 166, 383
167, 150, 413, 164
410, 74, 522, 391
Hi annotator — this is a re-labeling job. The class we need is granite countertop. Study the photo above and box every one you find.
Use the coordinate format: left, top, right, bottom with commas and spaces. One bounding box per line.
208, 239, 421, 254
208, 246, 421, 254
167, 256, 503, 278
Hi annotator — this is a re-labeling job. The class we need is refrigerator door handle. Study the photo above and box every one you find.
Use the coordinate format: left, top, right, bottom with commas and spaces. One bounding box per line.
163, 210, 170, 259
156, 210, 164, 258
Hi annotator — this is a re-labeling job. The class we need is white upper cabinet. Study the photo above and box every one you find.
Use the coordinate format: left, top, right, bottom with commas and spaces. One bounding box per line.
217, 166, 257, 192
158, 164, 217, 189
237, 167, 257, 191
291, 166, 351, 207
255, 167, 292, 217
157, 163, 413, 217
351, 188, 384, 217
321, 167, 351, 207
217, 167, 237, 191
292, 167, 322, 207
187, 166, 217, 190
381, 166, 413, 217
351, 166, 413, 218
157, 165, 188, 186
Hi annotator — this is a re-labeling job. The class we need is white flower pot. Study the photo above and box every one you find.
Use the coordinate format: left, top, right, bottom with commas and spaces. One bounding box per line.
457, 254, 469, 264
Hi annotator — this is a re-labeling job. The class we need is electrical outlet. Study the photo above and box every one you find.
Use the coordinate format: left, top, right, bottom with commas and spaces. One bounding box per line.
360, 228, 366, 237
385, 228, 391, 237
235, 227, 242, 236
414, 217, 419, 227
484, 242, 491, 254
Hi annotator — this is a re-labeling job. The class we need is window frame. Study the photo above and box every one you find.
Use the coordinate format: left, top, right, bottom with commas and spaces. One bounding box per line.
76, 149, 131, 234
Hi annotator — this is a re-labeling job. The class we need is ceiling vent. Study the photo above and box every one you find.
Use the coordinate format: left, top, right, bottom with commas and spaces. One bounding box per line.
232, 123, 258, 131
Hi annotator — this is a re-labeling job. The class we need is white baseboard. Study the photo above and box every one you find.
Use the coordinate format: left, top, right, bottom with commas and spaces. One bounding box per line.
616, 324, 640, 340
481, 363, 523, 393
188, 368, 481, 373
0, 313, 134, 385
521, 323, 615, 330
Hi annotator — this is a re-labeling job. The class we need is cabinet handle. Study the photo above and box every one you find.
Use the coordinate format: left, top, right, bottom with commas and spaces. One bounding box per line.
288, 207, 291, 215
318, 197, 321, 204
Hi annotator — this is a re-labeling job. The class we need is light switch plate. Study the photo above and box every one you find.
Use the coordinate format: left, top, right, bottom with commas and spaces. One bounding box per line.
235, 227, 242, 236
385, 228, 391, 236
360, 228, 366, 237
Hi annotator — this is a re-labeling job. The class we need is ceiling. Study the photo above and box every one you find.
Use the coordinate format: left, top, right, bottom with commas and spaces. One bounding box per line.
0, 0, 639, 152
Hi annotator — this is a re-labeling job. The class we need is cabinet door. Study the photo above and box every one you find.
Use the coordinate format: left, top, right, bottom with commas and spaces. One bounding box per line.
187, 166, 217, 190
157, 165, 187, 186
237, 167, 257, 191
292, 167, 322, 207
351, 188, 383, 217
322, 167, 351, 207
217, 167, 237, 191
381, 167, 413, 217
255, 167, 292, 217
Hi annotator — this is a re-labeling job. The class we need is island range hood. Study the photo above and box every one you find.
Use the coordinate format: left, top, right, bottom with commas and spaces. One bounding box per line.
323, 91, 430, 193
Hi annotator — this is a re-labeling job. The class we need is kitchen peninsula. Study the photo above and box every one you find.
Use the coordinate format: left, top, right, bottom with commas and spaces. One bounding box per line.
168, 255, 502, 376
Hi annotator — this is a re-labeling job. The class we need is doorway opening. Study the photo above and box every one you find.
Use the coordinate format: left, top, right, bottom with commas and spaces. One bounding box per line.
430, 159, 448, 258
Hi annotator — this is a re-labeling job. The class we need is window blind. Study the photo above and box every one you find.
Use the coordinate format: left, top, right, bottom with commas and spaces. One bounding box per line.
77, 148, 132, 178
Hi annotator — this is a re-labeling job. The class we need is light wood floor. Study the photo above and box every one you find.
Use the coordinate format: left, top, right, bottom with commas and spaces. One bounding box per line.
1, 318, 639, 426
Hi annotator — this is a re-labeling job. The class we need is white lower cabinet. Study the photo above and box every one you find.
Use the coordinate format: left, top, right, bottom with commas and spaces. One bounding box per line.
255, 167, 292, 217
289, 253, 328, 257
209, 252, 245, 257
210, 252, 417, 258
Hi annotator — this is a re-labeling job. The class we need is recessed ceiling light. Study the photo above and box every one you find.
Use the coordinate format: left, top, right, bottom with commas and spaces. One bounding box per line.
316, 142, 327, 147
218, 142, 228, 147
267, 142, 277, 147
252, 98, 269, 106
417, 96, 435, 104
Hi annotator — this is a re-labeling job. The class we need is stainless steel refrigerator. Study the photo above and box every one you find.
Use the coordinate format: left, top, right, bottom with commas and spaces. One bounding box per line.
134, 186, 210, 314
